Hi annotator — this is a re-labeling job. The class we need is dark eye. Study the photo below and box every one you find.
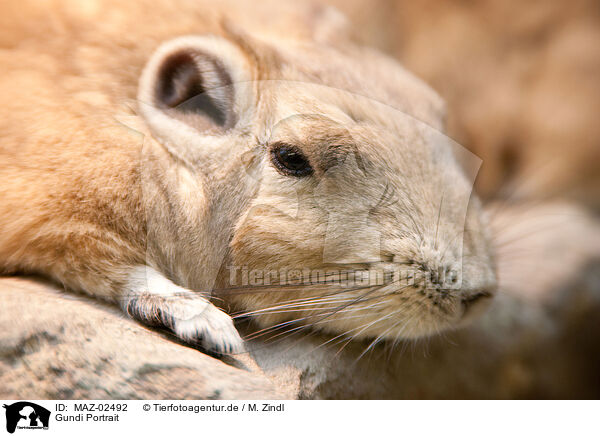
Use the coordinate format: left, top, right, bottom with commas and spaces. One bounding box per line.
270, 143, 313, 177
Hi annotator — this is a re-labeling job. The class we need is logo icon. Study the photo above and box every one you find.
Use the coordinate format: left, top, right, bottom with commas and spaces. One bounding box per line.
2, 402, 50, 434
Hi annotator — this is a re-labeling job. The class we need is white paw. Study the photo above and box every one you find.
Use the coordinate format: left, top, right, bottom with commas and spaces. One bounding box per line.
173, 303, 245, 355
125, 266, 246, 355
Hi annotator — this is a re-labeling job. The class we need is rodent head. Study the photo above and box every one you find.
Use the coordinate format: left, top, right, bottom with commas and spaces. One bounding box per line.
138, 32, 497, 342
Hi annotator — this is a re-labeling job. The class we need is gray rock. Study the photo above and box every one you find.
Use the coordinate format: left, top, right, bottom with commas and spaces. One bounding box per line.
0, 278, 296, 399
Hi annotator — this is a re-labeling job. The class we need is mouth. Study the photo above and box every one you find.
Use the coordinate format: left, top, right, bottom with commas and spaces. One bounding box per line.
460, 291, 494, 318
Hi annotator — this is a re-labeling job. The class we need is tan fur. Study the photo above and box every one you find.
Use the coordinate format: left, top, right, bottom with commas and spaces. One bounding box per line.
0, 0, 496, 353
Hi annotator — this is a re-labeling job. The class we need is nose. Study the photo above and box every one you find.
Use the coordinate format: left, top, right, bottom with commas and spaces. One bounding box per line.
406, 259, 493, 313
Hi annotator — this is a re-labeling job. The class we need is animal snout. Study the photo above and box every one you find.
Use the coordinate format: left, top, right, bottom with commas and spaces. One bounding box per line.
405, 258, 494, 316
409, 260, 459, 288
386, 252, 462, 290
386, 247, 495, 303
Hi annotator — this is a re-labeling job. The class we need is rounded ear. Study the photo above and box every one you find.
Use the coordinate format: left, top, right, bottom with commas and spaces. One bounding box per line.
138, 35, 254, 138
154, 49, 231, 126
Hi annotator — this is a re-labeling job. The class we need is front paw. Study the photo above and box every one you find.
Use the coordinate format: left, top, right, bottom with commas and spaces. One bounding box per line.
171, 303, 245, 355
122, 266, 245, 355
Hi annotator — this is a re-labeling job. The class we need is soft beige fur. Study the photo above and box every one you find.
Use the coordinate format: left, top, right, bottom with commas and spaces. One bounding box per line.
0, 0, 496, 353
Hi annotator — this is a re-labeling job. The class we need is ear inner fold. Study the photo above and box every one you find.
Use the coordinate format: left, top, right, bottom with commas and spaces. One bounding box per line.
154, 49, 234, 129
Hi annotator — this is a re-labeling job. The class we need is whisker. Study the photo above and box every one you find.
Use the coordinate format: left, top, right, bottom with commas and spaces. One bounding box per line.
230, 284, 380, 317
434, 190, 445, 250
336, 299, 423, 355
250, 282, 409, 350
239, 303, 384, 349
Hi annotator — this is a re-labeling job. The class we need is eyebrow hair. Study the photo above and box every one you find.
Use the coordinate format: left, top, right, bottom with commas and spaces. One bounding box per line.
289, 118, 353, 173
268, 113, 371, 175
306, 128, 370, 175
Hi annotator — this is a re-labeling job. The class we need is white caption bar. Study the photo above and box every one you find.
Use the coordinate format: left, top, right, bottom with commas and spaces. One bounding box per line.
0, 400, 597, 436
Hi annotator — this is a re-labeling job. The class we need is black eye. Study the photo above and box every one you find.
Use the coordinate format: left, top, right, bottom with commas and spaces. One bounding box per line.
270, 143, 313, 177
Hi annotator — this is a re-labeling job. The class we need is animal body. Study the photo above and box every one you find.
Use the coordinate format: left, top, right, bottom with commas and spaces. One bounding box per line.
0, 0, 496, 354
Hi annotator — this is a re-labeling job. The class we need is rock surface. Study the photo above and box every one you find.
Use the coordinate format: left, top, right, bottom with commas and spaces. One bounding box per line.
0, 278, 296, 399
1, 202, 599, 399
